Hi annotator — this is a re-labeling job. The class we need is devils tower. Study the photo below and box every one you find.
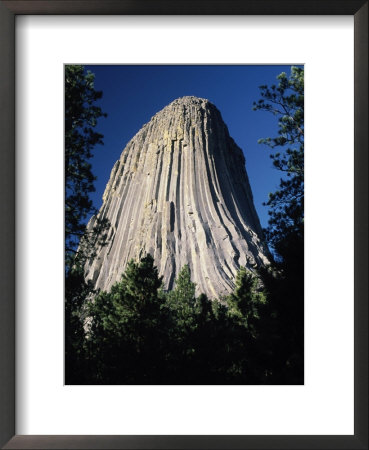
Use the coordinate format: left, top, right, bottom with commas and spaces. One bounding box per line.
84, 96, 269, 298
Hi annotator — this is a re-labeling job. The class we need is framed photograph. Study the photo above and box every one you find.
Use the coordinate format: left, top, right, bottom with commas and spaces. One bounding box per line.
0, 1, 367, 449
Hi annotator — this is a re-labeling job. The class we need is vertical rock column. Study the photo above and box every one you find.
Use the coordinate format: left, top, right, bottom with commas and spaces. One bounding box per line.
84, 96, 269, 298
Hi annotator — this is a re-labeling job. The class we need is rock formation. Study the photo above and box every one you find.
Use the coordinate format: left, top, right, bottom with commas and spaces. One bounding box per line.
84, 96, 269, 298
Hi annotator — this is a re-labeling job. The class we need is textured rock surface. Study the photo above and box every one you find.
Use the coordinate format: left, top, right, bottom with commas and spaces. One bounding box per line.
84, 96, 269, 298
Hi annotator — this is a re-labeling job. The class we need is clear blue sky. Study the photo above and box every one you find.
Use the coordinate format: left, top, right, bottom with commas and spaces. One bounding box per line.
85, 64, 295, 229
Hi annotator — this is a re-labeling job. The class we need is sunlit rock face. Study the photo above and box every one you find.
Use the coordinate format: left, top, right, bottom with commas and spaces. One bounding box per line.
84, 96, 269, 298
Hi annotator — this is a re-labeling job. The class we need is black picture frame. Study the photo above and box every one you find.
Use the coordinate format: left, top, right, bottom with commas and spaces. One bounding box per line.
0, 1, 367, 449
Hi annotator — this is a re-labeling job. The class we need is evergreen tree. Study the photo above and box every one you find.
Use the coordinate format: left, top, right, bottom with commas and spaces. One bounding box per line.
83, 256, 282, 385
227, 267, 265, 336
65, 65, 108, 383
253, 67, 304, 383
163, 265, 198, 381
65, 64, 108, 270
65, 268, 95, 383
87, 255, 166, 384
166, 264, 197, 329
253, 66, 304, 257
219, 268, 266, 383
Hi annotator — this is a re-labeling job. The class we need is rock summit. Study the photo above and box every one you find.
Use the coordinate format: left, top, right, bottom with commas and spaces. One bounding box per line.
84, 96, 269, 298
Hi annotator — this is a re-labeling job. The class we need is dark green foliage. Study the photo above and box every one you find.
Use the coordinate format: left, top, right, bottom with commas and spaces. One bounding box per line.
257, 262, 304, 384
227, 267, 265, 333
65, 65, 109, 383
77, 258, 273, 385
67, 252, 303, 384
252, 66, 304, 384
65, 265, 97, 384
253, 66, 304, 254
65, 64, 108, 269
86, 255, 166, 384
165, 264, 197, 330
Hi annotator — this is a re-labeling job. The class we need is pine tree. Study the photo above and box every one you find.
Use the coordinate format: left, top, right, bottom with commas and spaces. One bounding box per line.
227, 267, 265, 334
253, 66, 304, 257
87, 255, 166, 383
65, 65, 108, 383
65, 64, 108, 270
166, 264, 197, 329
253, 67, 304, 383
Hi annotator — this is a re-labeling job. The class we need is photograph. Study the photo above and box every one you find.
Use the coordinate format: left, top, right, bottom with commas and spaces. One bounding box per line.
65, 64, 304, 385
1, 0, 366, 446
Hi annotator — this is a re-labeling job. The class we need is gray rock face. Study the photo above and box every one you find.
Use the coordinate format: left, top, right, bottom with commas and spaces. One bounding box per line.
84, 96, 269, 298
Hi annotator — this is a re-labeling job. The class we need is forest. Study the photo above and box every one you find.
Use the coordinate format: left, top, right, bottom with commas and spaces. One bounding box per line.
65, 65, 304, 385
